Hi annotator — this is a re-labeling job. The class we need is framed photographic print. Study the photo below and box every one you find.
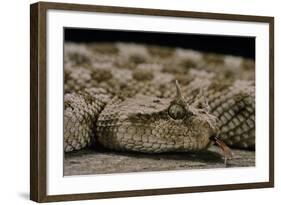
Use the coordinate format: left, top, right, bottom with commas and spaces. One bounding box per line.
30, 1, 274, 202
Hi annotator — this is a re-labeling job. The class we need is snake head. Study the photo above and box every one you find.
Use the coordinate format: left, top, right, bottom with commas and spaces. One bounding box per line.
164, 80, 219, 151
97, 80, 219, 153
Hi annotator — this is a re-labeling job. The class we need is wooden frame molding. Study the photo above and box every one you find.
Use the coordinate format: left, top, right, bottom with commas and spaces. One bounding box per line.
30, 1, 274, 202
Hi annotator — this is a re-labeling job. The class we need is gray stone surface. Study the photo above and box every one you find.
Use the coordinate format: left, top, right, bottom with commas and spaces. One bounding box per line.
64, 146, 255, 176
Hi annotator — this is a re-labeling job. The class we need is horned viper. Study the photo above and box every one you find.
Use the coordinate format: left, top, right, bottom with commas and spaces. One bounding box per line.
63, 42, 255, 159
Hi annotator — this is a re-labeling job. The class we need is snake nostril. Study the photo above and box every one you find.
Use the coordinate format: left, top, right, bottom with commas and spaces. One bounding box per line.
209, 135, 216, 141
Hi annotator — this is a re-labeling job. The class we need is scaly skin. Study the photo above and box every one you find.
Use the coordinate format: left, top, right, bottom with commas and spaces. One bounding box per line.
63, 42, 255, 153
96, 93, 218, 153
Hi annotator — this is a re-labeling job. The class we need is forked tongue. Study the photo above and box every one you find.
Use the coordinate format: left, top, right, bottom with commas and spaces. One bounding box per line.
213, 136, 233, 165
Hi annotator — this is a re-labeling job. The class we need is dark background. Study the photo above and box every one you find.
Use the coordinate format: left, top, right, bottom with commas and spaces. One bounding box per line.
65, 28, 255, 59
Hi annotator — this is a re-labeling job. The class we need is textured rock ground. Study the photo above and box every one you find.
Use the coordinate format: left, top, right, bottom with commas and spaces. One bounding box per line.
64, 145, 255, 176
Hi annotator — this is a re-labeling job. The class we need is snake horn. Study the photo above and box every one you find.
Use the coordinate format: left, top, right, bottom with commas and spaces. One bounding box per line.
175, 80, 184, 101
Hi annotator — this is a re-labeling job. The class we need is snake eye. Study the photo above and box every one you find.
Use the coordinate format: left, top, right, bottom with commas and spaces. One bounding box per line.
168, 104, 186, 120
